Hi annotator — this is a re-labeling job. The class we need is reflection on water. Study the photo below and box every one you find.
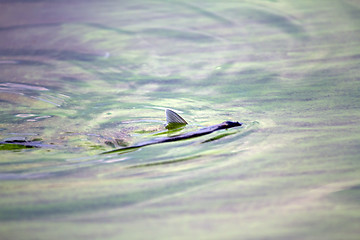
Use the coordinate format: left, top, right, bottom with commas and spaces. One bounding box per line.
1, 0, 360, 239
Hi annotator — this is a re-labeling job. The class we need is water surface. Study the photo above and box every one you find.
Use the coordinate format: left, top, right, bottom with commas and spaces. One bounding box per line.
0, 0, 360, 239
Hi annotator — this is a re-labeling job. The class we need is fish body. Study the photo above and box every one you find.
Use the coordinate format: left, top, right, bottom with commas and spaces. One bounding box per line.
102, 109, 242, 154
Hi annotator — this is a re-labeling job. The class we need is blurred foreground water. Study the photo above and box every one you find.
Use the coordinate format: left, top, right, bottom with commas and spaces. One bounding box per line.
0, 0, 360, 239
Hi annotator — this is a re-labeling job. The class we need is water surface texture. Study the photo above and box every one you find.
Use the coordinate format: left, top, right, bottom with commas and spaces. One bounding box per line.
1, 0, 360, 239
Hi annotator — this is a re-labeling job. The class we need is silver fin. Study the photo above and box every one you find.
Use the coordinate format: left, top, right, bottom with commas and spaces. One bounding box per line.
165, 109, 188, 125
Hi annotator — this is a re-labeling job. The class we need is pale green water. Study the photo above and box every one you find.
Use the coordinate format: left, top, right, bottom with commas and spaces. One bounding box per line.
0, 0, 360, 239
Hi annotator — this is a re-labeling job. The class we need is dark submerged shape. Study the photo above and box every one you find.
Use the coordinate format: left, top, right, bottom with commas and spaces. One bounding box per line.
0, 138, 55, 149
102, 121, 242, 154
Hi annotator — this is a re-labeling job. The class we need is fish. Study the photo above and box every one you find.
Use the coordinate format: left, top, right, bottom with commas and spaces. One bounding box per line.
102, 109, 242, 154
165, 109, 188, 129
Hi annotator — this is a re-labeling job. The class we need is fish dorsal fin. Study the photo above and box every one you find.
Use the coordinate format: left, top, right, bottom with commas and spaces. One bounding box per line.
165, 109, 188, 129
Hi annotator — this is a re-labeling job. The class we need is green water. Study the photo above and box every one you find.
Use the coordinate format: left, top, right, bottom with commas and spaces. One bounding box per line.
1, 0, 360, 239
